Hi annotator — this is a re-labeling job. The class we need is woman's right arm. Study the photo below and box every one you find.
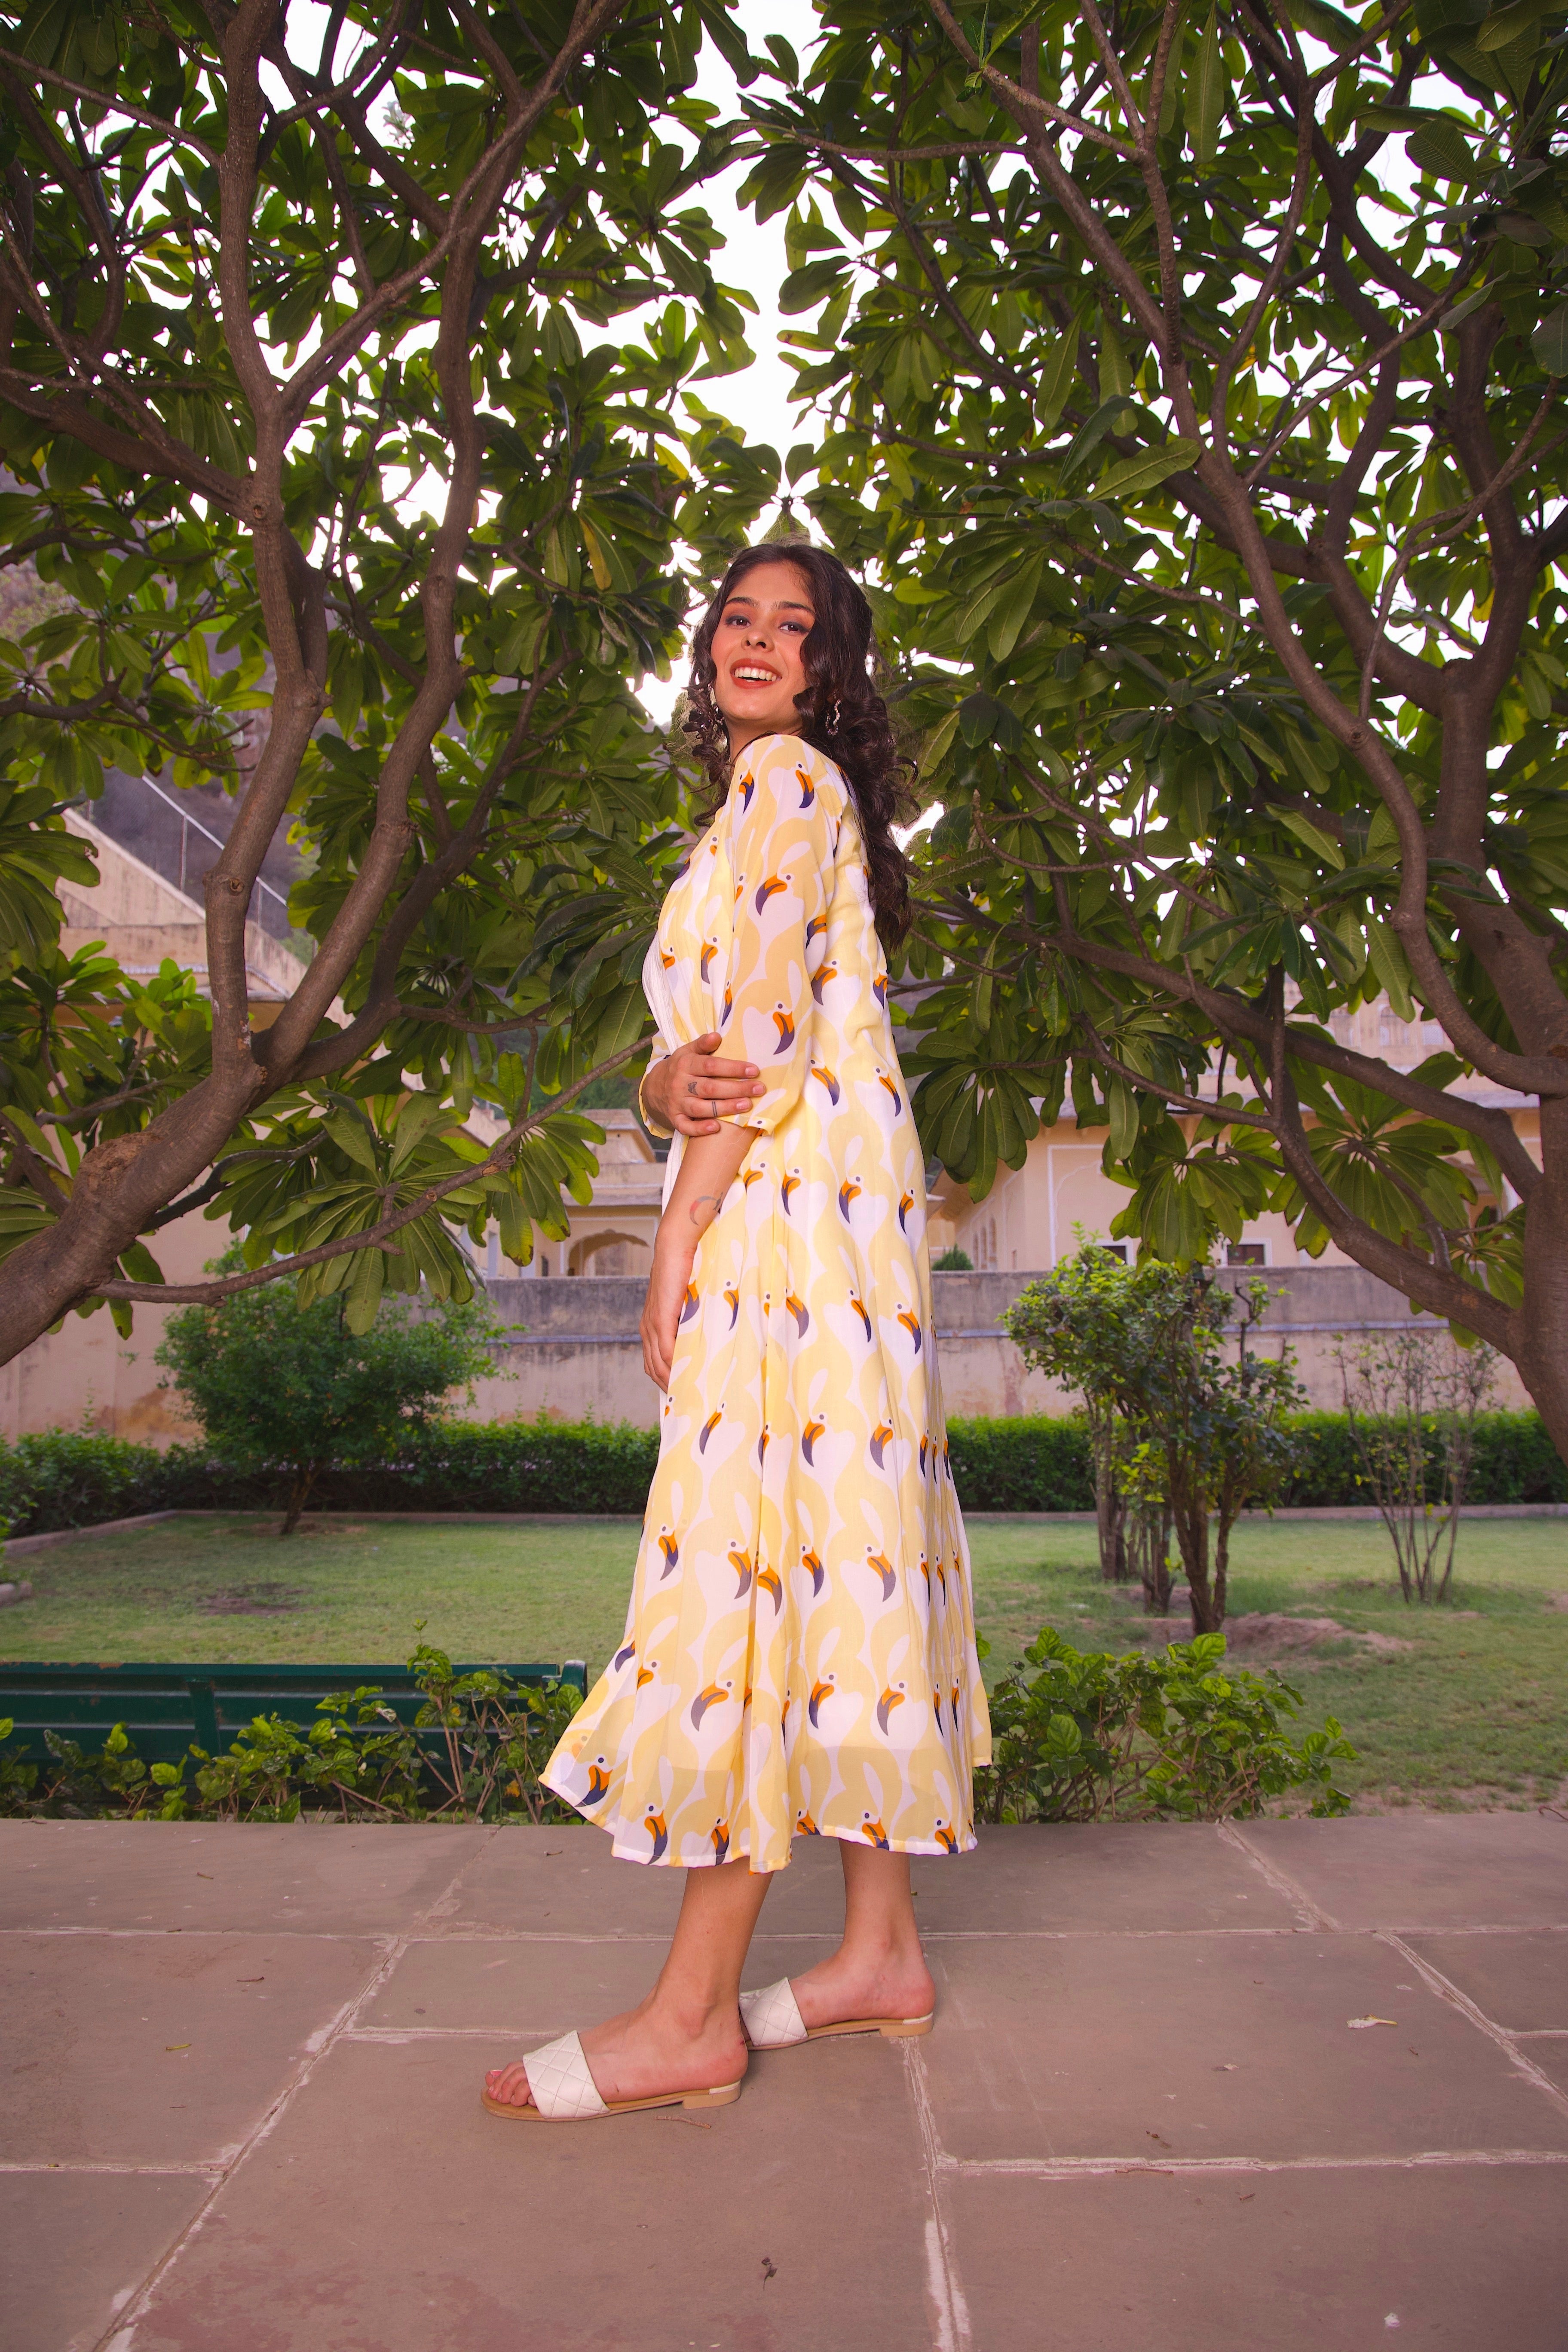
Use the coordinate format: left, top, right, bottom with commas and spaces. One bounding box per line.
640, 1034, 764, 1137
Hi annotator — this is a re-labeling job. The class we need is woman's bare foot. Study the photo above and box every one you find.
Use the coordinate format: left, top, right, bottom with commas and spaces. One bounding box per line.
484, 1991, 750, 2111
786, 1941, 936, 2033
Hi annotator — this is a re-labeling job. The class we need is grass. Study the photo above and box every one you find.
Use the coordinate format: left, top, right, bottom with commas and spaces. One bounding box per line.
3, 1510, 1565, 1810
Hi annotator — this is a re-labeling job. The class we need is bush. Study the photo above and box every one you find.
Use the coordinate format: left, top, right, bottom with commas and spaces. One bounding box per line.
975, 1625, 1355, 1822
3, 1628, 1352, 1825
946, 1416, 1095, 1510
0, 1645, 583, 1825
157, 1275, 502, 1532
0, 1409, 1561, 1537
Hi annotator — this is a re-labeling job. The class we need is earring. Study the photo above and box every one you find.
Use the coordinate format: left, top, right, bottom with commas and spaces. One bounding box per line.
827, 697, 842, 735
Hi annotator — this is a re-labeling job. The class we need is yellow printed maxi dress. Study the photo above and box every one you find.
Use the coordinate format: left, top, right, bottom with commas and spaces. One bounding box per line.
543, 733, 991, 1870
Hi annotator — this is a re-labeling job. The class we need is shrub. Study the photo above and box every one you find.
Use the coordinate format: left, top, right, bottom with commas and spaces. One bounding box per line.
0, 1645, 582, 1825
0, 1409, 1561, 1537
975, 1626, 1355, 1823
157, 1274, 503, 1531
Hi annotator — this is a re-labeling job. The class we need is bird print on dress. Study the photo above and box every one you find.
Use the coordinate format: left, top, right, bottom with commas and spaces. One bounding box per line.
543, 734, 991, 1869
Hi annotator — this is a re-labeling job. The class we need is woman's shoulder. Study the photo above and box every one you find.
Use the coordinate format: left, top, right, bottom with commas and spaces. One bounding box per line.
734, 733, 846, 796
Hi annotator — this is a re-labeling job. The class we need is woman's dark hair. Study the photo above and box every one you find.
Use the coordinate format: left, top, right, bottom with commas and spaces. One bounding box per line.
683, 541, 918, 948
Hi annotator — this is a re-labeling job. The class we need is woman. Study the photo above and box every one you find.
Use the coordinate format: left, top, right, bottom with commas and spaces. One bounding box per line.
483, 542, 990, 2123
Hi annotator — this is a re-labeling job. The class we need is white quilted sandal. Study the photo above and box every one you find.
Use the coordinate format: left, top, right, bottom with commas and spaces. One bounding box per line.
481, 2030, 742, 2123
740, 1978, 934, 2049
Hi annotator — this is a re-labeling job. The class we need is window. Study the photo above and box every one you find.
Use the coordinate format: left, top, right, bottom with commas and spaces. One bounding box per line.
972, 1217, 998, 1272
1226, 1241, 1267, 1267
1099, 1242, 1129, 1264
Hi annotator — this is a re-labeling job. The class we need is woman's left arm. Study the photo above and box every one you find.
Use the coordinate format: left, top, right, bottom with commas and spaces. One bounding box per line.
640, 1125, 756, 1388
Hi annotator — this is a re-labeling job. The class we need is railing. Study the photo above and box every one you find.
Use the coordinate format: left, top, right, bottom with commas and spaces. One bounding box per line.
135, 770, 293, 937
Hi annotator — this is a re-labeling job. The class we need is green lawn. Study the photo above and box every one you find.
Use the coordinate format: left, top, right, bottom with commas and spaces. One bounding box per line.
3, 1510, 1565, 1810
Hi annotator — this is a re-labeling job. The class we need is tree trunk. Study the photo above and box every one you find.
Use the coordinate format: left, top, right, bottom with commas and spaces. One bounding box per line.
279, 1467, 317, 1537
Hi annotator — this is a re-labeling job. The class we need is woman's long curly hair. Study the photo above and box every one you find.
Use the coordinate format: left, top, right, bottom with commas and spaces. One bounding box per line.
683, 542, 918, 947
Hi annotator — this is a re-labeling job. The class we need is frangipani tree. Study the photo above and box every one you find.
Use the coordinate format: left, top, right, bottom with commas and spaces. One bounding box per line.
738, 0, 1568, 1456
0, 0, 775, 1347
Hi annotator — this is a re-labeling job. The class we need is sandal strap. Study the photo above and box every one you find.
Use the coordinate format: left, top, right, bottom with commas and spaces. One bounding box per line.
740, 1978, 808, 2049
521, 2030, 608, 2120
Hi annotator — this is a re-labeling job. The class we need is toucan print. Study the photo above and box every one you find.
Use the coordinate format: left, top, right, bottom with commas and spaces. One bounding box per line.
898, 1190, 914, 1232
802, 1547, 825, 1596
837, 1176, 861, 1221
810, 960, 838, 1004
755, 872, 789, 915
808, 1675, 836, 1728
869, 1422, 894, 1468
876, 1684, 906, 1734
785, 1289, 810, 1337
698, 1408, 723, 1454
772, 1003, 796, 1054
657, 1527, 680, 1578
729, 1545, 753, 1597
849, 1292, 872, 1341
646, 1809, 668, 1862
802, 1417, 825, 1464
690, 1681, 731, 1729
897, 1307, 923, 1354
865, 1547, 897, 1601
755, 1564, 783, 1613
861, 1813, 891, 1849
811, 1060, 840, 1106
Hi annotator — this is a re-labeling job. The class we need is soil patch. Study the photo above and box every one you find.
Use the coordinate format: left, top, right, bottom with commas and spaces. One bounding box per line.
198, 1586, 304, 1617
1132, 1611, 1414, 1661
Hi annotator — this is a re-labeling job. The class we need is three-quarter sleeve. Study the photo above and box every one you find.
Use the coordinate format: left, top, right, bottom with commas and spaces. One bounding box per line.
718, 735, 836, 1136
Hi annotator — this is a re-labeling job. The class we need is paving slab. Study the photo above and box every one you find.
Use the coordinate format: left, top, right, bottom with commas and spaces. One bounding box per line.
6, 1813, 1568, 2350
1236, 1812, 1568, 1929
919, 1929, 1568, 2163
1405, 1929, 1568, 2031
0, 2171, 211, 2352
0, 1821, 490, 1935
1527, 2038, 1568, 2098
122, 2031, 938, 2352
908, 1821, 1302, 1934
943, 2160, 1568, 2351
0, 1929, 378, 2163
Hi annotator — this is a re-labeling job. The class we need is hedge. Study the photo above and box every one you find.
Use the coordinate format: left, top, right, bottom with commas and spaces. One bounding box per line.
0, 1411, 1563, 1537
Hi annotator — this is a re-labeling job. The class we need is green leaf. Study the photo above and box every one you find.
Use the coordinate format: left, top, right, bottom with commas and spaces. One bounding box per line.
1533, 303, 1568, 375
1188, 8, 1224, 170
1096, 439, 1202, 501
1406, 119, 1482, 181
1477, 0, 1555, 51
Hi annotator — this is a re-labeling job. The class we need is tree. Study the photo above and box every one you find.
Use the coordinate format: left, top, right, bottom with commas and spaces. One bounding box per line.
156, 1259, 499, 1532
735, 1, 1568, 1460
1008, 1250, 1302, 1628
0, 0, 779, 1356
1336, 1323, 1498, 1599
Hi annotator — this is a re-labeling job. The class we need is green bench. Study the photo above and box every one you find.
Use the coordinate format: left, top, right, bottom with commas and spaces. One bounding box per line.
0, 1658, 588, 1767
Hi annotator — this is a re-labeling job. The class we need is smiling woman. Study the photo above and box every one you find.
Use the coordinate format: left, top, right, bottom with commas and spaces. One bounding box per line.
479, 543, 992, 2126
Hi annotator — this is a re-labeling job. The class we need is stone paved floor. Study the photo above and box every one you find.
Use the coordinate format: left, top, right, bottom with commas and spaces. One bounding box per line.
2, 1813, 1566, 2351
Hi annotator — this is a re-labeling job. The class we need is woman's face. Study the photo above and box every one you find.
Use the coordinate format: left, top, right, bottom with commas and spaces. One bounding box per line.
708, 560, 815, 751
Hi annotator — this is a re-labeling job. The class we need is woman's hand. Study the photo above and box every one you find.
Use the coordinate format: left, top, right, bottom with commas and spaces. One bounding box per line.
639, 1123, 758, 1390
640, 1228, 695, 1390
643, 1033, 763, 1136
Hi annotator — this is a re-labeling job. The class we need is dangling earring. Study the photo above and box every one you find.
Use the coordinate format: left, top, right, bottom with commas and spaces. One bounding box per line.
826, 697, 842, 736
